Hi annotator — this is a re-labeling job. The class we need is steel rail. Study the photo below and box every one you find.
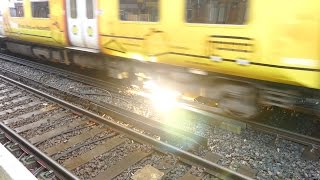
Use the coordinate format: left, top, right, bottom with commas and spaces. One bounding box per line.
0, 74, 253, 180
0, 122, 79, 180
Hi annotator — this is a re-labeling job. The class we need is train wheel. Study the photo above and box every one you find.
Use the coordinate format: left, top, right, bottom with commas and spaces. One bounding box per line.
219, 85, 258, 119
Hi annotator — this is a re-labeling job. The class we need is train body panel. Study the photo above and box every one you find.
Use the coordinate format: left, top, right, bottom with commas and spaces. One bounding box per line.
99, 0, 320, 89
0, 2, 4, 36
3, 0, 68, 47
99, 1, 165, 59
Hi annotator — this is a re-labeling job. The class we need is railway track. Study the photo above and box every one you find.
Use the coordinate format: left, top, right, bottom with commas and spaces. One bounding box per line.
1, 52, 319, 160
0, 53, 319, 178
0, 64, 252, 179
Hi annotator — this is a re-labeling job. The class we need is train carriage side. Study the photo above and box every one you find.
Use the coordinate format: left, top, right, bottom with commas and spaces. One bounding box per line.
162, 0, 320, 116
98, 0, 320, 117
98, 0, 320, 89
148, 0, 320, 89
4, 0, 68, 47
3, 0, 68, 61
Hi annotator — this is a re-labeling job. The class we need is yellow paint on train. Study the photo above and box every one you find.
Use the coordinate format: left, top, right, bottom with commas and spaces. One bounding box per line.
99, 0, 320, 89
3, 0, 67, 47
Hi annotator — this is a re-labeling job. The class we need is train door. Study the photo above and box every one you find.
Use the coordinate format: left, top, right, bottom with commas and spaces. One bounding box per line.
66, 0, 99, 50
0, 7, 4, 36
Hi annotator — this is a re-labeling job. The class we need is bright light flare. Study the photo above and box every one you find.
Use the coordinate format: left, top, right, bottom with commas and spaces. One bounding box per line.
140, 81, 181, 112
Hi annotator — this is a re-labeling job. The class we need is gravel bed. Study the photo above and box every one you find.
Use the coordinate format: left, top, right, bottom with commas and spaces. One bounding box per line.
0, 89, 25, 100
0, 86, 14, 93
192, 123, 320, 179
113, 152, 191, 180
20, 115, 83, 139
0, 101, 45, 120
72, 140, 152, 179
162, 164, 190, 179
113, 153, 164, 180
8, 107, 63, 128
0, 82, 9, 89
0, 96, 35, 112
202, 174, 220, 180
257, 107, 320, 137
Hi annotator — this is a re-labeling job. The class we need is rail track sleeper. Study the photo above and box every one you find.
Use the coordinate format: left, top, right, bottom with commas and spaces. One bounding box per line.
53, 132, 117, 159
237, 165, 257, 179
29, 120, 88, 144
154, 158, 176, 174
0, 92, 22, 101
62, 135, 125, 170
0, 101, 42, 116
0, 96, 31, 108
179, 169, 203, 180
14, 112, 70, 133
301, 145, 320, 161
204, 152, 223, 163
93, 151, 153, 180
45, 127, 106, 156
0, 122, 79, 180
0, 88, 14, 94
3, 105, 58, 125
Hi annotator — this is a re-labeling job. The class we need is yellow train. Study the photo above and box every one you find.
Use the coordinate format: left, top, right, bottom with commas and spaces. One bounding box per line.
0, 0, 319, 118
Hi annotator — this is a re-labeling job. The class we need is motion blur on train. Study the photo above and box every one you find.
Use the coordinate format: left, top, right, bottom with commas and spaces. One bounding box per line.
0, 0, 319, 119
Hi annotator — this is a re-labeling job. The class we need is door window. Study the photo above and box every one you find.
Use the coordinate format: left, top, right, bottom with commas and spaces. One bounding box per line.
9, 1, 24, 17
86, 0, 94, 19
120, 0, 159, 22
70, 0, 77, 19
31, 0, 50, 18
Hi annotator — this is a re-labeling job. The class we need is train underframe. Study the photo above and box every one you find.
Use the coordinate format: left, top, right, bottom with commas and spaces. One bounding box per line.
1, 40, 320, 119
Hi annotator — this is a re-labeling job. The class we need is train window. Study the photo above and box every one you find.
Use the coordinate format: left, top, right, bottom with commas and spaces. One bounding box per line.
31, 1, 50, 18
70, 0, 77, 19
186, 0, 247, 25
119, 0, 159, 22
86, 0, 94, 19
9, 2, 24, 17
